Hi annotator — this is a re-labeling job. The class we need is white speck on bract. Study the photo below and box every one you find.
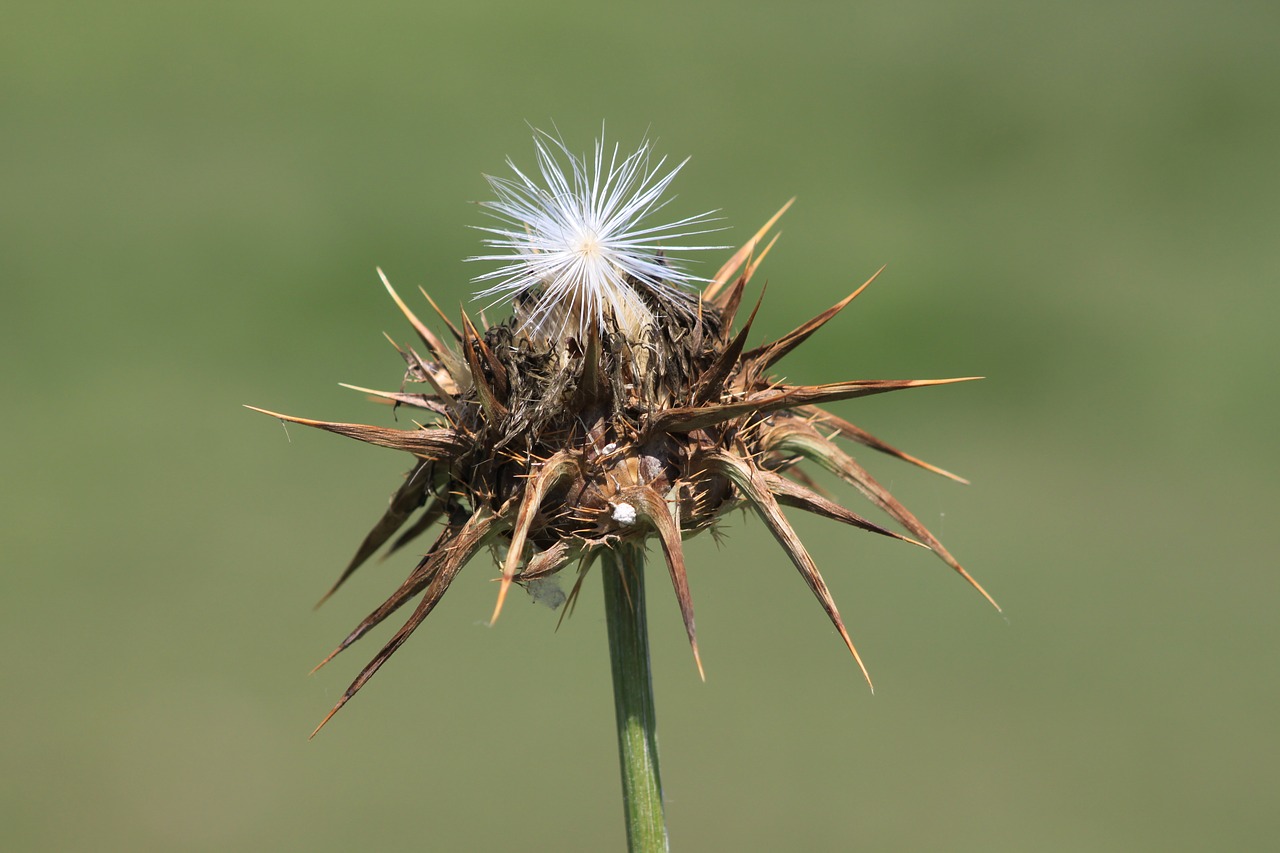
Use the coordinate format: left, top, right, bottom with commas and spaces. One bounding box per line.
611, 502, 638, 526
469, 131, 723, 340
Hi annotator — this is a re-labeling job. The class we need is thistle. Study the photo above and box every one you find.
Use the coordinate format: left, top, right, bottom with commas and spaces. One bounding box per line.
250, 131, 996, 847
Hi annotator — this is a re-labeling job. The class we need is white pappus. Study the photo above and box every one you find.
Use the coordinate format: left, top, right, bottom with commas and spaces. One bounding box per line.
469, 131, 723, 343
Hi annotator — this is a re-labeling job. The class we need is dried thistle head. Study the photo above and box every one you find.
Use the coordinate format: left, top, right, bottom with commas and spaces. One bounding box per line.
250, 132, 997, 736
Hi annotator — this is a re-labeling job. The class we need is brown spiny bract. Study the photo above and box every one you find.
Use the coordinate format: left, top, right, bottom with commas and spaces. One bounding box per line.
251, 144, 995, 736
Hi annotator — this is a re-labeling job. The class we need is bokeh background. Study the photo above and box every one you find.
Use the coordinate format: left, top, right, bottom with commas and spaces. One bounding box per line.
4, 1, 1277, 850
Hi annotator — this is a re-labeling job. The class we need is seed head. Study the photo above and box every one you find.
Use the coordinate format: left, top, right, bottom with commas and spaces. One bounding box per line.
470, 132, 722, 343
249, 131, 996, 736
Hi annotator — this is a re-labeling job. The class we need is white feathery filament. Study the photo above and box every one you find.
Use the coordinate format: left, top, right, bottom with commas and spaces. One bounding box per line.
469, 131, 722, 343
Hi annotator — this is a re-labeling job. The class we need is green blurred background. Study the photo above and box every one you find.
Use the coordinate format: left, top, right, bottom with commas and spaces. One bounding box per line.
4, 1, 1277, 850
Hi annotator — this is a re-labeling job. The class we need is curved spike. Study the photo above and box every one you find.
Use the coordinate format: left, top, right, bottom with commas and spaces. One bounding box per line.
716, 270, 749, 334
491, 452, 578, 625
801, 406, 968, 483
310, 545, 448, 677
744, 265, 884, 370
377, 268, 467, 383
310, 510, 501, 737
460, 312, 509, 421
244, 406, 466, 460
757, 469, 924, 547
378, 268, 448, 359
693, 284, 766, 406
556, 551, 599, 632
459, 310, 508, 398
705, 197, 794, 301
383, 332, 457, 401
402, 347, 461, 407
309, 559, 460, 738
706, 451, 872, 689
311, 511, 499, 675
419, 286, 463, 342
315, 461, 435, 608
742, 232, 780, 287
628, 487, 705, 680
339, 383, 450, 417
779, 463, 832, 498
647, 377, 983, 436
766, 424, 1000, 613
386, 498, 447, 558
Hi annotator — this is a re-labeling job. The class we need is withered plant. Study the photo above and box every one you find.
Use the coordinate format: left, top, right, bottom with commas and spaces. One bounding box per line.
250, 132, 996, 851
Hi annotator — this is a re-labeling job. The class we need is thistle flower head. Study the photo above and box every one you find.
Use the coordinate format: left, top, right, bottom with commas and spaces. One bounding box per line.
469, 132, 721, 343
250, 131, 996, 736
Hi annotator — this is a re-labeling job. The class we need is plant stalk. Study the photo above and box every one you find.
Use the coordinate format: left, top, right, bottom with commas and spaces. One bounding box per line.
602, 543, 669, 852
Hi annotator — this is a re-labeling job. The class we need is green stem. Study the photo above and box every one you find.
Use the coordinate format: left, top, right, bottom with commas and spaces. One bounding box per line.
602, 543, 669, 852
